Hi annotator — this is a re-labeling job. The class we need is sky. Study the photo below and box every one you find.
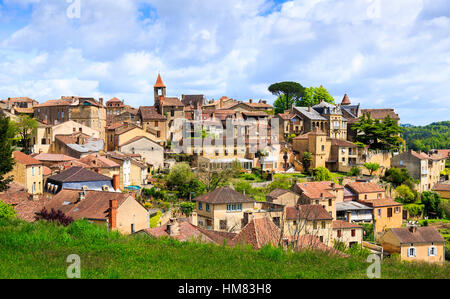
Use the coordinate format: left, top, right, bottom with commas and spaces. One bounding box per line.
0, 0, 449, 126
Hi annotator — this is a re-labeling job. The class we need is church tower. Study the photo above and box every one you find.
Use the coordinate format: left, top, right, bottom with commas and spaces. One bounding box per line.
154, 73, 166, 110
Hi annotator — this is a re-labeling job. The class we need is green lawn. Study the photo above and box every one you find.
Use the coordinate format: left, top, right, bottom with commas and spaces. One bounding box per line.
0, 219, 449, 279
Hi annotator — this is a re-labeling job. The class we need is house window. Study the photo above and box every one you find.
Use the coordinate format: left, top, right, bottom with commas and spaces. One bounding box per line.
364, 195, 368, 200
387, 208, 393, 218
206, 204, 210, 212
321, 221, 326, 229
429, 246, 437, 257
377, 193, 382, 199
320, 236, 324, 243
328, 198, 332, 207
337, 230, 342, 238
313, 221, 317, 229
220, 220, 227, 230
32, 167, 35, 176
171, 110, 174, 117
131, 224, 135, 233
226, 204, 242, 212
321, 145, 325, 151
377, 209, 381, 218
351, 229, 356, 237
408, 246, 417, 257
155, 121, 158, 127
157, 131, 161, 138
198, 202, 203, 210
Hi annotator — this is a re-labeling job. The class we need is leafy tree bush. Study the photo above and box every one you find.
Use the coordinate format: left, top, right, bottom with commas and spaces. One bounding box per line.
0, 201, 16, 220
296, 85, 335, 107
313, 167, 332, 182
384, 167, 416, 188
364, 163, 380, 176
421, 191, 445, 219
268, 81, 305, 111
395, 185, 416, 204
0, 115, 15, 192
348, 166, 361, 177
266, 176, 292, 192
404, 203, 424, 218
35, 208, 74, 226
179, 202, 196, 217
302, 152, 313, 174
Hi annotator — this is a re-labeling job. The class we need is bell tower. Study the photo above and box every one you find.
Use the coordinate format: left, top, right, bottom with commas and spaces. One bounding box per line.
154, 73, 166, 109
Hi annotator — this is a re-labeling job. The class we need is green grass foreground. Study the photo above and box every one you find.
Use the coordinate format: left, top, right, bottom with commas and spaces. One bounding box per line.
0, 219, 449, 279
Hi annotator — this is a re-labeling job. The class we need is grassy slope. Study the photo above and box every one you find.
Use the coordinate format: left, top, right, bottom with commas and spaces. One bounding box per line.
0, 219, 449, 279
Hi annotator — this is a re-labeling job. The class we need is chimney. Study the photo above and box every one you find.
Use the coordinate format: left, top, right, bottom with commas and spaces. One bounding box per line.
408, 223, 417, 233
78, 190, 86, 202
346, 211, 352, 223
39, 149, 43, 154
99, 98, 104, 106
109, 199, 118, 230
94, 168, 100, 174
308, 106, 311, 112
112, 174, 120, 191
331, 182, 336, 191
249, 99, 253, 104
166, 218, 180, 236
243, 211, 254, 227
190, 211, 198, 226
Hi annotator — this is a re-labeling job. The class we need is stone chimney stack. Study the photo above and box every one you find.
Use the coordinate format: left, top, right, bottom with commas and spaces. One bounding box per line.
78, 190, 86, 202
99, 98, 104, 106
346, 211, 352, 223
408, 223, 417, 233
109, 199, 118, 230
166, 218, 180, 236
308, 106, 311, 112
249, 99, 253, 104
243, 211, 254, 227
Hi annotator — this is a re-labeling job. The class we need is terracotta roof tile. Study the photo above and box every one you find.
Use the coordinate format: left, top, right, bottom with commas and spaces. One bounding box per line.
345, 182, 384, 194
161, 97, 184, 107
138, 106, 166, 121
230, 217, 281, 249
13, 151, 42, 166
193, 187, 255, 204
390, 227, 444, 244
432, 183, 450, 192
361, 109, 400, 120
285, 205, 333, 221
358, 198, 401, 208
47, 166, 112, 183
79, 154, 120, 168
34, 153, 77, 162
292, 181, 343, 199
332, 220, 363, 229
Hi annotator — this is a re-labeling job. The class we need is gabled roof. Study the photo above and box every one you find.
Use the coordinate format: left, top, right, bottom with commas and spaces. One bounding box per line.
285, 205, 333, 221
230, 217, 281, 249
118, 135, 162, 148
142, 219, 218, 243
47, 166, 112, 183
138, 106, 166, 121
161, 97, 184, 107
341, 94, 351, 105
266, 188, 292, 199
358, 198, 401, 208
345, 182, 384, 194
45, 190, 130, 221
292, 181, 343, 200
389, 227, 444, 244
13, 151, 42, 166
432, 183, 450, 192
361, 109, 400, 120
193, 187, 255, 204
330, 139, 357, 148
293, 106, 327, 121
154, 74, 165, 88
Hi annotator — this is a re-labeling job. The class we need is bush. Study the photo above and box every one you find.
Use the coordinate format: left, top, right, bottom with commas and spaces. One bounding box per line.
258, 245, 284, 261
395, 185, 416, 204
35, 208, 73, 226
348, 166, 361, 177
0, 201, 16, 220
266, 177, 292, 192
313, 167, 332, 181
404, 203, 424, 218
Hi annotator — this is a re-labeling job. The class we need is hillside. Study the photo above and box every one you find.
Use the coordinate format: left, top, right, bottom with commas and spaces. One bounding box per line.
402, 121, 450, 152
0, 219, 449, 279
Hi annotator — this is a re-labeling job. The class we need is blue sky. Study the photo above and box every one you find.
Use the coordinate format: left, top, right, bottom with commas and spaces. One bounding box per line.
0, 0, 449, 125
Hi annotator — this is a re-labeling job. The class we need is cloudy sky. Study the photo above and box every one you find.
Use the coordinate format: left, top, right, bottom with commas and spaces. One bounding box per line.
0, 0, 449, 125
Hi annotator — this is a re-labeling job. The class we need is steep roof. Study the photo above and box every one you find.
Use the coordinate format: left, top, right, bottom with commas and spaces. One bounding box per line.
118, 135, 162, 148
161, 97, 184, 107
154, 74, 165, 88
0, 182, 46, 222
432, 183, 450, 192
193, 187, 255, 204
79, 154, 120, 168
389, 227, 444, 244
293, 106, 327, 121
143, 220, 217, 243
266, 188, 291, 199
181, 94, 205, 107
285, 205, 333, 221
45, 190, 130, 220
346, 182, 385, 194
47, 166, 112, 183
341, 94, 351, 105
230, 217, 281, 249
13, 151, 42, 166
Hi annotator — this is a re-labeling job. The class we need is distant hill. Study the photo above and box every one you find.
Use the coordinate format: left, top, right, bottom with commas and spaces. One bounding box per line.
402, 121, 450, 152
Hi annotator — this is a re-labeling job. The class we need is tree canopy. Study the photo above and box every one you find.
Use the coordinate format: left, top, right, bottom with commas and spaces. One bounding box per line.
352, 114, 404, 151
273, 95, 294, 114
402, 121, 450, 152
296, 86, 335, 107
0, 115, 16, 192
268, 82, 305, 111
11, 115, 38, 154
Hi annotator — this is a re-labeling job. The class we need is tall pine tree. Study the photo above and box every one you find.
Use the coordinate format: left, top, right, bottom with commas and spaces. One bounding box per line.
0, 115, 15, 192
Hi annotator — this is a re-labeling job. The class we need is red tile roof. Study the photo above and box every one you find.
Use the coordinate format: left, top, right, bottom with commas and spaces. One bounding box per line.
358, 198, 401, 208
292, 181, 343, 200
332, 220, 363, 229
432, 183, 450, 192
143, 220, 217, 243
79, 154, 120, 168
138, 106, 166, 121
341, 94, 351, 105
361, 109, 400, 120
161, 97, 184, 107
285, 205, 333, 221
0, 182, 46, 222
154, 74, 165, 88
34, 153, 77, 162
230, 217, 281, 249
330, 139, 357, 147
345, 182, 385, 194
389, 227, 444, 244
13, 151, 42, 166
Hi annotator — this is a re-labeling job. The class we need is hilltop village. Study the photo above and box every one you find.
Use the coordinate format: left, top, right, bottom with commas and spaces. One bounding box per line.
1, 74, 449, 264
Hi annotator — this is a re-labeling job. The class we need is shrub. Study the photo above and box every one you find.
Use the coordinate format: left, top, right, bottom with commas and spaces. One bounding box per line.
0, 201, 16, 220
404, 203, 424, 218
35, 208, 73, 226
313, 167, 332, 181
348, 166, 361, 177
180, 202, 196, 217
395, 185, 416, 204
258, 245, 284, 261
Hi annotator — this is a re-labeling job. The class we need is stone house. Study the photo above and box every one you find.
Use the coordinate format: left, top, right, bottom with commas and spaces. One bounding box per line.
10, 151, 43, 195
332, 220, 364, 248
118, 135, 164, 169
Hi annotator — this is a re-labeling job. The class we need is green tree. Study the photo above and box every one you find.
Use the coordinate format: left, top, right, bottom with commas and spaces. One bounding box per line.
266, 176, 292, 192
352, 114, 404, 151
296, 86, 335, 107
395, 185, 415, 204
313, 167, 332, 181
0, 115, 16, 192
179, 202, 196, 217
364, 163, 380, 176
268, 82, 305, 111
166, 163, 204, 199
274, 95, 294, 114
11, 115, 38, 154
348, 166, 361, 176
421, 191, 445, 219
302, 152, 313, 174
0, 201, 16, 220
384, 167, 416, 188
